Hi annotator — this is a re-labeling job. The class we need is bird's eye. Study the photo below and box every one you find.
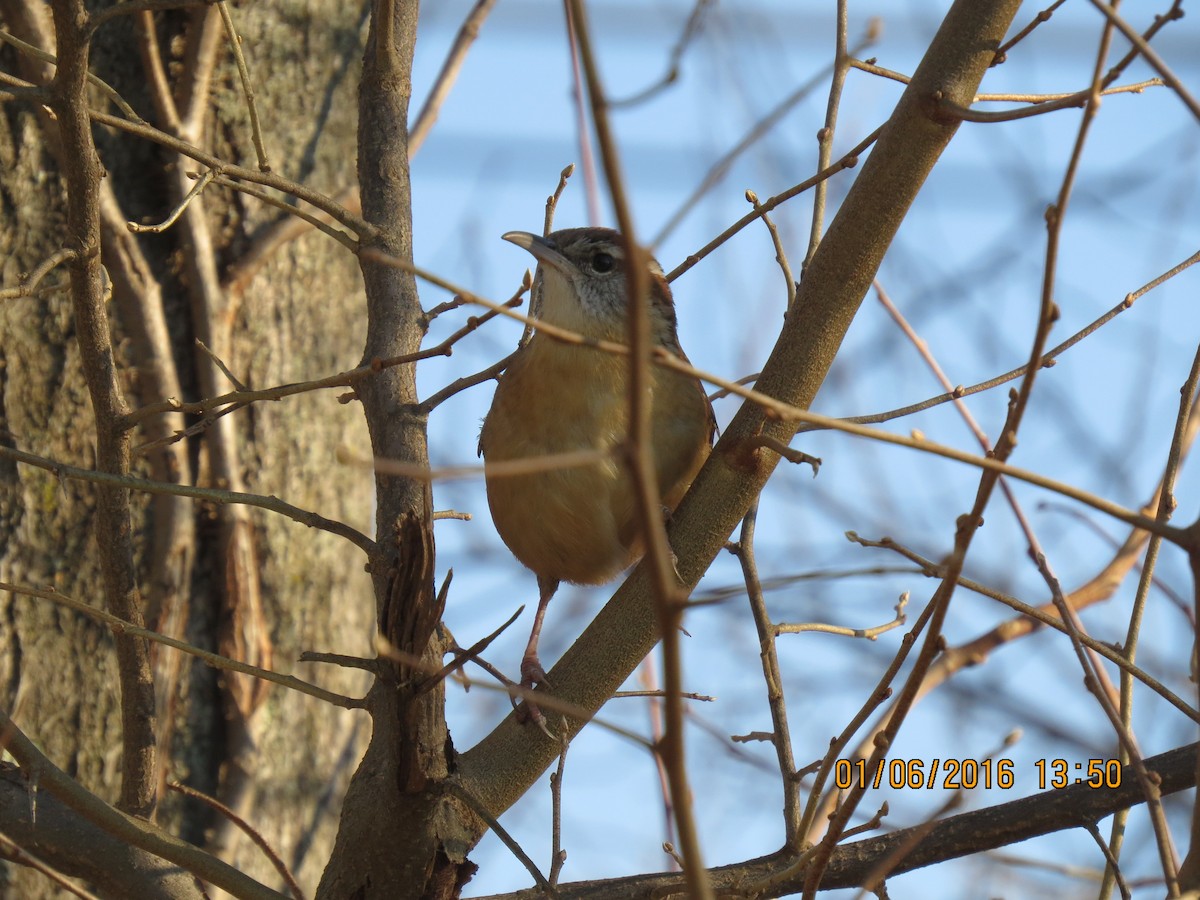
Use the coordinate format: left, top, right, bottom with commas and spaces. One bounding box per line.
590, 252, 616, 274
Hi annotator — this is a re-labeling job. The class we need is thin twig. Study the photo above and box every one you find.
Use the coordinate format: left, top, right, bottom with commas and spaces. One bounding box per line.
857, 36, 1168, 120
827, 248, 1200, 430
746, 190, 797, 309
666, 126, 881, 283
298, 650, 383, 673
637, 656, 677, 861
366, 448, 610, 484
543, 163, 575, 237
653, 22, 878, 248
211, 173, 359, 251
415, 602, 523, 696
732, 502, 803, 845
0, 709, 287, 900
743, 435, 820, 474
365, 248, 1186, 544
168, 782, 306, 900
609, 0, 713, 108
549, 735, 569, 887
804, 4, 863, 273
993, 0, 1069, 64
127, 168, 217, 233
0, 28, 142, 119
0, 834, 103, 900
3, 581, 364, 709
375, 636, 659, 749
937, 81, 1162, 123
409, 0, 497, 156
0, 444, 376, 557
848, 533, 1200, 725
432, 509, 472, 521
124, 277, 523, 430
223, 185, 362, 295
132, 400, 248, 456
1085, 819, 1133, 900
565, 2, 711, 895
776, 593, 907, 640
195, 338, 249, 391
216, 0, 270, 170
978, 79, 1163, 102
612, 690, 714, 702
420, 349, 517, 412
88, 108, 373, 237
1086, 0, 1198, 123
934, 0, 1186, 125
445, 782, 557, 896
0, 248, 77, 300
561, 0, 601, 225
789, 599, 940, 854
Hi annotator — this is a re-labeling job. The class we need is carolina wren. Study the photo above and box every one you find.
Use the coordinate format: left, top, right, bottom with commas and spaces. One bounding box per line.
478, 226, 715, 704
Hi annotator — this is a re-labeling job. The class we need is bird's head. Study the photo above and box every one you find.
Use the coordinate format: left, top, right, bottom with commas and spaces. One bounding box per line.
502, 227, 681, 348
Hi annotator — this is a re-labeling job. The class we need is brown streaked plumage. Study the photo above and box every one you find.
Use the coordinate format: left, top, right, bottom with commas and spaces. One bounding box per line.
478, 227, 715, 712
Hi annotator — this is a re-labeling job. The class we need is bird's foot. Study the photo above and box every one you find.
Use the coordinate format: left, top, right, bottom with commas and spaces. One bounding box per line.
513, 655, 554, 736
656, 520, 692, 636
657, 505, 686, 584
520, 656, 550, 690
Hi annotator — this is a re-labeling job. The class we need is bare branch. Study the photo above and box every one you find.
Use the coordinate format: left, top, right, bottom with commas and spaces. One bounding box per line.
1, 581, 365, 709
215, 0, 271, 170
0, 711, 289, 900
0, 247, 77, 300
1086, 0, 1198, 122
564, 2, 711, 894
654, 22, 878, 247
992, 0, 1068, 64
730, 502, 803, 844
775, 593, 908, 641
167, 782, 306, 899
665, 126, 879, 283
409, 0, 497, 156
127, 167, 217, 234
609, 0, 714, 108
48, 0, 157, 817
0, 444, 376, 557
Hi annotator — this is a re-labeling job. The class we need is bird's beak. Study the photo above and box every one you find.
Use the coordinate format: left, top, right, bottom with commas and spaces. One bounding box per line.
502, 231, 573, 275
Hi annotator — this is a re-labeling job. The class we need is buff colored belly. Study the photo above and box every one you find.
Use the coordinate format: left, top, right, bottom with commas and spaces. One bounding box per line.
480, 335, 710, 585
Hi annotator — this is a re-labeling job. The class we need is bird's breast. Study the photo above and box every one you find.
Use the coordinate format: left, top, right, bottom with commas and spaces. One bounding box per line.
480, 339, 632, 583
479, 337, 711, 585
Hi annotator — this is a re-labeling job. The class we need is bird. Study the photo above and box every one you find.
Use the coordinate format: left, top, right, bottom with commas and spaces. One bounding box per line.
478, 226, 715, 717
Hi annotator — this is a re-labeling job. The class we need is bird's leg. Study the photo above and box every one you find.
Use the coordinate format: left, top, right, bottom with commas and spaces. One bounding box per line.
657, 506, 692, 636
512, 575, 559, 731
520, 575, 559, 689
660, 504, 684, 584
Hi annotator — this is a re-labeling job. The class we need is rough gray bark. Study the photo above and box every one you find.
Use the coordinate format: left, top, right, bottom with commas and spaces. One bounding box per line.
0, 1, 374, 895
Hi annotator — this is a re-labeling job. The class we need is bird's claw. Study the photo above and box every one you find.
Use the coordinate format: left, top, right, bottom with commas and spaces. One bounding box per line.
520, 657, 550, 690
513, 656, 554, 734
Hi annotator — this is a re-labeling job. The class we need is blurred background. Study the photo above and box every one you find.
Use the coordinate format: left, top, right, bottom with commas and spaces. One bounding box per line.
401, 2, 1200, 897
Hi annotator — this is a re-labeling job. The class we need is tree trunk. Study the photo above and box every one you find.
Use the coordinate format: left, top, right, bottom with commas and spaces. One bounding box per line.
0, 2, 375, 894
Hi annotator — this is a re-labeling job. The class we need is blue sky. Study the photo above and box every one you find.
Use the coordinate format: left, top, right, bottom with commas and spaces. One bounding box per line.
403, 3, 1200, 896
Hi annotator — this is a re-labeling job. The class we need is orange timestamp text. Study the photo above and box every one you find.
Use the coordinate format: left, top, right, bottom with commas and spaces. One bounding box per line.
833, 758, 1124, 791
834, 758, 1014, 790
